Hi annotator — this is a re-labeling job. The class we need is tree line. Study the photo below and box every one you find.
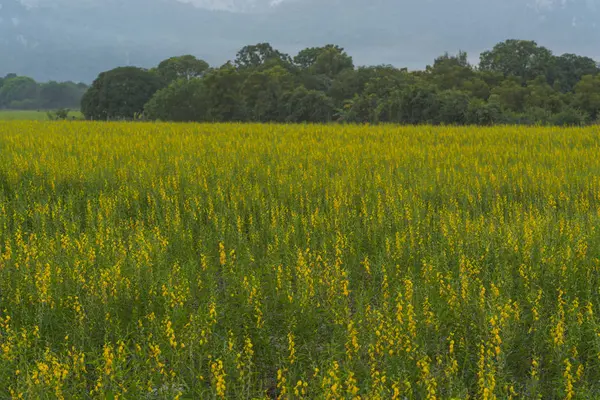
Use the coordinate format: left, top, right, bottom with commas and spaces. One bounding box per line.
81, 40, 600, 125
0, 74, 88, 110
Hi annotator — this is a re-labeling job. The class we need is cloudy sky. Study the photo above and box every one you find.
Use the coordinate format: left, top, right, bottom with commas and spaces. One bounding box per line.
179, 0, 595, 12
15, 0, 285, 10
157, 0, 596, 12
10, 0, 600, 15
14, 0, 590, 12
1, 0, 598, 81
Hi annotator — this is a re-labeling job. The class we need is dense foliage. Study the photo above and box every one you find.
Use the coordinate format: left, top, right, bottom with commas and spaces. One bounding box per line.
83, 39, 600, 125
0, 74, 87, 110
2, 123, 600, 398
81, 67, 163, 121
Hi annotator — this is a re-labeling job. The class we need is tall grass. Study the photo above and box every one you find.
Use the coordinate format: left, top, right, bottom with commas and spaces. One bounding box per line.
1, 122, 600, 398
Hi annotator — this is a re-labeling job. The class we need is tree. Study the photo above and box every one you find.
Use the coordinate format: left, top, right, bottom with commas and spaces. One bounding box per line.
522, 107, 553, 125
489, 77, 528, 112
281, 86, 335, 123
333, 67, 415, 123
202, 63, 247, 122
295, 45, 354, 78
81, 67, 163, 120
70, 39, 600, 126
145, 79, 208, 122
329, 69, 360, 105
573, 75, 600, 121
294, 47, 324, 70
156, 55, 210, 83
524, 76, 564, 113
39, 81, 86, 109
466, 99, 502, 125
433, 51, 470, 68
552, 107, 588, 126
461, 77, 490, 100
329, 67, 393, 105
429, 59, 471, 90
338, 94, 379, 123
395, 82, 441, 124
0, 76, 39, 109
234, 43, 292, 70
427, 51, 481, 96
479, 40, 555, 84
554, 54, 599, 93
435, 90, 470, 125
479, 71, 505, 89
241, 66, 294, 122
360, 68, 416, 122
361, 66, 414, 99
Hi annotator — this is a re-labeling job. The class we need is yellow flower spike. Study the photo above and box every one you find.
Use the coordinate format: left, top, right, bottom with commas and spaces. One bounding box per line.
210, 359, 227, 399
219, 242, 226, 266
564, 358, 575, 400
287, 332, 296, 365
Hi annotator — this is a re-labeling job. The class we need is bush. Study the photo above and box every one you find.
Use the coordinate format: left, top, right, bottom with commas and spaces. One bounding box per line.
435, 90, 470, 125
524, 107, 553, 125
551, 107, 588, 126
466, 99, 502, 125
144, 79, 207, 122
47, 108, 71, 121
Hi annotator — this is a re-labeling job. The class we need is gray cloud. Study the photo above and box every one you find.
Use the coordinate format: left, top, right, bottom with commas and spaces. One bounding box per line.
2, 0, 598, 82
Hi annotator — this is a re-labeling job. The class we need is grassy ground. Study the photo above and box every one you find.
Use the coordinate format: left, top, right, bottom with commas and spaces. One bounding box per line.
0, 110, 83, 121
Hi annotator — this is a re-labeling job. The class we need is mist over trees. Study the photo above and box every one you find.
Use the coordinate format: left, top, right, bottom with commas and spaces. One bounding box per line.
81, 39, 600, 125
0, 74, 87, 110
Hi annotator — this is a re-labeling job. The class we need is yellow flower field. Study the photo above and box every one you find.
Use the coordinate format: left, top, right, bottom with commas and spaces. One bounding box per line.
1, 122, 600, 398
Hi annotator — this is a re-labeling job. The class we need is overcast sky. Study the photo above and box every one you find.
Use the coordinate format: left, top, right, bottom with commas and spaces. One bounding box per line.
2, 0, 599, 81
13, 0, 591, 12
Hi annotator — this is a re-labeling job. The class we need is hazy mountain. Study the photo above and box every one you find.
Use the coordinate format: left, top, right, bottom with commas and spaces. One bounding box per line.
0, 0, 598, 82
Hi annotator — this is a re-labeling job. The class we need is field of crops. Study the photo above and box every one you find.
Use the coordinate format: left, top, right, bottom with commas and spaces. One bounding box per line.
1, 122, 600, 399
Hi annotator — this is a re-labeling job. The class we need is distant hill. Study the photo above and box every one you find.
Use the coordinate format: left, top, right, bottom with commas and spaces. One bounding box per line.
0, 0, 598, 82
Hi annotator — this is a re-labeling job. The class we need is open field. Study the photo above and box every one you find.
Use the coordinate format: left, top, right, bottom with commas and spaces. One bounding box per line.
2, 122, 600, 398
0, 110, 83, 121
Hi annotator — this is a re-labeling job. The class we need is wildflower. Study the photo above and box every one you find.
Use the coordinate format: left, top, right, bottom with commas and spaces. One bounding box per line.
210, 359, 226, 399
